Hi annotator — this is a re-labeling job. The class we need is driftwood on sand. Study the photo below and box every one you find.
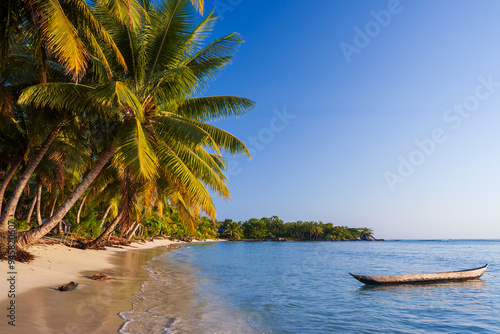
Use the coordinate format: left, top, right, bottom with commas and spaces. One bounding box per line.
91, 273, 116, 280
58, 282, 78, 291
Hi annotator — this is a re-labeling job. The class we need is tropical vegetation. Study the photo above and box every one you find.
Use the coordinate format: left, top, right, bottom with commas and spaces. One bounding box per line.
219, 217, 375, 241
0, 0, 255, 248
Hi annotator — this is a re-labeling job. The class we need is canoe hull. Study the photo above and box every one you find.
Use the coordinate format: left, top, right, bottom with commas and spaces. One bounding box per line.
350, 264, 488, 285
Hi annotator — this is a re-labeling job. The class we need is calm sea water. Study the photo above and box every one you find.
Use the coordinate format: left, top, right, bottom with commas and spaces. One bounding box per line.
119, 240, 500, 333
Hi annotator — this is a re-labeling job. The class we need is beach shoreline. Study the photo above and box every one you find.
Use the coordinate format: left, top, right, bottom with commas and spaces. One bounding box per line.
0, 238, 218, 333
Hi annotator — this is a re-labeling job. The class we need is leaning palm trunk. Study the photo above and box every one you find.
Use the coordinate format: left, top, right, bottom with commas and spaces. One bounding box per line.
35, 184, 43, 226
126, 223, 140, 241
0, 157, 22, 213
26, 194, 37, 224
50, 196, 57, 216
49, 197, 61, 233
84, 206, 125, 249
124, 222, 136, 237
16, 144, 116, 248
76, 195, 87, 225
100, 204, 112, 228
0, 121, 65, 232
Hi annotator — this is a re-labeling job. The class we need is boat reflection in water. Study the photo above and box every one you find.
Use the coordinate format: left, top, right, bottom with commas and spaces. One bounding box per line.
357, 277, 487, 293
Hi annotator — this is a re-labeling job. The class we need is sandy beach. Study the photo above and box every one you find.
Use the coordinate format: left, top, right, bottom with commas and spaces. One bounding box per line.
1, 238, 212, 333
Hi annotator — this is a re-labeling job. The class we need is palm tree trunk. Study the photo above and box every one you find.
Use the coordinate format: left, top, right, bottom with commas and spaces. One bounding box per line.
100, 204, 112, 228
49, 197, 61, 233
124, 222, 135, 237
50, 196, 57, 217
26, 194, 37, 224
0, 121, 65, 232
84, 206, 124, 249
16, 143, 116, 248
35, 184, 43, 226
126, 222, 140, 241
76, 195, 87, 225
0, 157, 22, 213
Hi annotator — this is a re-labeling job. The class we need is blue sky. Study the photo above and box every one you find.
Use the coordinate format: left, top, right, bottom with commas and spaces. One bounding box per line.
201, 0, 500, 239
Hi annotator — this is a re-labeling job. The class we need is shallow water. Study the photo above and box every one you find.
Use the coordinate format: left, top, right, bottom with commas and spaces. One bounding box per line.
120, 240, 500, 333
2, 247, 166, 334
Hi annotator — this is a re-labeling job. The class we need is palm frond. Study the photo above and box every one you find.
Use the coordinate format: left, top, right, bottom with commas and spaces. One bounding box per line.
172, 193, 198, 234
190, 0, 204, 14
172, 144, 229, 198
186, 119, 250, 157
114, 117, 158, 181
64, 0, 129, 71
182, 32, 243, 84
91, 80, 143, 119
97, 0, 145, 31
194, 146, 225, 176
154, 113, 211, 147
145, 0, 196, 77
176, 96, 255, 122
18, 83, 94, 113
36, 0, 89, 81
156, 141, 214, 213
167, 10, 217, 67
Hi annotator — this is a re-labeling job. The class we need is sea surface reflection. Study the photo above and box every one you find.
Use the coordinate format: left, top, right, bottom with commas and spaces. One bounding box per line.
121, 240, 500, 333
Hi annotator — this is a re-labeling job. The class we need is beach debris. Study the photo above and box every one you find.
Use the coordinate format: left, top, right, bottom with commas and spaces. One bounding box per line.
75, 235, 132, 250
91, 273, 116, 280
58, 282, 78, 291
179, 237, 193, 243
0, 241, 35, 263
163, 244, 180, 249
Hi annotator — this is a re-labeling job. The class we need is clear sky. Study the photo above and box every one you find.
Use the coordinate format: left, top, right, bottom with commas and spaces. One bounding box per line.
202, 0, 500, 239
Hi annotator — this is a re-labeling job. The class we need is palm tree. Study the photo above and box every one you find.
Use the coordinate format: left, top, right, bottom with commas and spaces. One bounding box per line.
359, 227, 374, 236
223, 221, 241, 240
0, 0, 149, 231
287, 222, 302, 240
15, 0, 254, 247
0, 0, 142, 81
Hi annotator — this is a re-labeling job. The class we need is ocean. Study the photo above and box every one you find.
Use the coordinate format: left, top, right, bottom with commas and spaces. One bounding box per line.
119, 240, 500, 333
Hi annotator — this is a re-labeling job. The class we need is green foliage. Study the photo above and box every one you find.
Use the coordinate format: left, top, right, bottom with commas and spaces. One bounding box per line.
143, 217, 189, 238
72, 212, 102, 238
13, 219, 38, 232
196, 216, 219, 239
219, 216, 374, 241
0, 0, 254, 246
141, 213, 219, 239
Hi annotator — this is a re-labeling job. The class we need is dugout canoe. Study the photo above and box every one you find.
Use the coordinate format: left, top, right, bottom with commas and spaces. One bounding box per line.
349, 264, 488, 285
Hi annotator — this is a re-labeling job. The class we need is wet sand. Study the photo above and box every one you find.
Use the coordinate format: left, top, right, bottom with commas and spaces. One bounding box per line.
0, 240, 203, 333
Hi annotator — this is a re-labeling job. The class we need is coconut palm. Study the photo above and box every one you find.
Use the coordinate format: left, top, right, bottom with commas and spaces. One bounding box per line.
15, 0, 254, 247
359, 227, 374, 236
0, 0, 144, 81
223, 221, 242, 240
0, 0, 149, 230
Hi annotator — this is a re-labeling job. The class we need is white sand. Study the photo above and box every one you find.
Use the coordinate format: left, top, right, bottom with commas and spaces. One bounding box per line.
1, 238, 216, 302
1, 238, 219, 333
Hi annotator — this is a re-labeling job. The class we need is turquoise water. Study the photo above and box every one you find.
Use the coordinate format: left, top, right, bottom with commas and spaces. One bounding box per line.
120, 240, 500, 333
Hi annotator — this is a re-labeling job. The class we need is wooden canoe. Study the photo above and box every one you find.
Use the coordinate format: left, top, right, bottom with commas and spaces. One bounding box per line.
350, 264, 488, 285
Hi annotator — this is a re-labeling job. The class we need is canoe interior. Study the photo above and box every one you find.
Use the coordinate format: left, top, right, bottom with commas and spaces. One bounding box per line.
350, 264, 488, 285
